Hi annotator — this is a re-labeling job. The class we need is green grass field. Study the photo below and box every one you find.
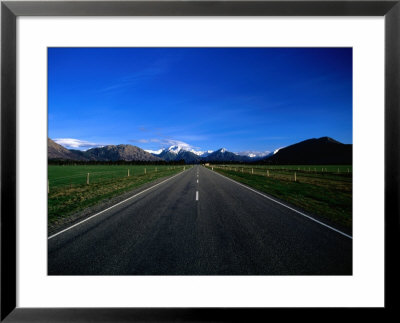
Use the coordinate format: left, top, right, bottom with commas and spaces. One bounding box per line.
48, 165, 189, 227
48, 165, 186, 188
48, 163, 352, 231
206, 164, 352, 229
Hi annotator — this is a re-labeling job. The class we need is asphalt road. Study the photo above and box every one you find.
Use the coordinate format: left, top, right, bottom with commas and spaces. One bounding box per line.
48, 165, 352, 275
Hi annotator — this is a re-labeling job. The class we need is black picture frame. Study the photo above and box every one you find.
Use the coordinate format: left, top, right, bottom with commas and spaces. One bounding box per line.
1, 0, 399, 321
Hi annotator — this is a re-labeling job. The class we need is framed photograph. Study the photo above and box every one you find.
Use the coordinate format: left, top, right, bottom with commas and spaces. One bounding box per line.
1, 0, 399, 321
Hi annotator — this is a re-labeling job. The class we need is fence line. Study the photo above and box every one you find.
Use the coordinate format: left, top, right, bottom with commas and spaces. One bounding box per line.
207, 164, 351, 185
208, 164, 352, 174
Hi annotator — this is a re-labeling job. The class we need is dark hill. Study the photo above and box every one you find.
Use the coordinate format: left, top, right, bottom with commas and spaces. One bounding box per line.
263, 137, 352, 164
204, 148, 252, 163
83, 144, 162, 162
48, 138, 88, 161
174, 150, 201, 164
155, 150, 179, 162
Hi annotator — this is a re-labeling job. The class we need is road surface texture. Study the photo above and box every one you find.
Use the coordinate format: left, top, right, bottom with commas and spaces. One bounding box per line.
48, 165, 352, 275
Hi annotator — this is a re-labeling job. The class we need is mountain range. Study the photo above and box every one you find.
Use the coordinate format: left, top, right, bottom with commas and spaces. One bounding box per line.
48, 136, 352, 164
48, 138, 161, 162
149, 146, 256, 163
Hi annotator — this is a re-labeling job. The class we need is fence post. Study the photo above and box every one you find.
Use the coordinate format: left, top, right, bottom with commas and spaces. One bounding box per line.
252, 168, 253, 174
145, 168, 146, 174
294, 172, 297, 182
87, 173, 90, 185
267, 169, 269, 177
128, 169, 130, 177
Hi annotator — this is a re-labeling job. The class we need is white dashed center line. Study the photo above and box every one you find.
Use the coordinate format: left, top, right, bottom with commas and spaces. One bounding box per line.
196, 191, 199, 201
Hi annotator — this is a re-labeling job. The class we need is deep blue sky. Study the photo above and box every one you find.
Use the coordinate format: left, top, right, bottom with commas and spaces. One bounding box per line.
48, 48, 352, 154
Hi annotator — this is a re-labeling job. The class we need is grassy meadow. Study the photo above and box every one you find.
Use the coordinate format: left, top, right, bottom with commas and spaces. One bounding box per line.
48, 163, 352, 231
48, 164, 189, 227
206, 164, 352, 229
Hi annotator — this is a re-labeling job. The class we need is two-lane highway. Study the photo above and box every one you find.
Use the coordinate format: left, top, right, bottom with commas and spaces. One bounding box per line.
48, 165, 352, 275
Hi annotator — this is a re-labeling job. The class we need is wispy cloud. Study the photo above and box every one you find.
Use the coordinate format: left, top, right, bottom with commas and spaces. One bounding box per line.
54, 138, 104, 150
131, 139, 152, 144
130, 138, 162, 145
99, 61, 168, 94
102, 71, 158, 92
258, 136, 289, 141
138, 126, 151, 133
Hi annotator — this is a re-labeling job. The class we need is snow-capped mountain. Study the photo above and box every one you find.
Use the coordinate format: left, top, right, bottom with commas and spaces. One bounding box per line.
194, 150, 214, 157
149, 145, 271, 163
236, 151, 272, 158
150, 146, 200, 163
151, 145, 213, 157
150, 146, 247, 163
166, 145, 183, 154
165, 145, 214, 157
144, 148, 163, 155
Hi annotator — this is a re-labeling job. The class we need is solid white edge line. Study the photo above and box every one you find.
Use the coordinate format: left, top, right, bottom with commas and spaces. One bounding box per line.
48, 169, 188, 240
206, 166, 352, 239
